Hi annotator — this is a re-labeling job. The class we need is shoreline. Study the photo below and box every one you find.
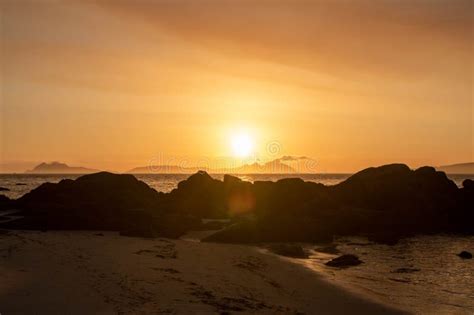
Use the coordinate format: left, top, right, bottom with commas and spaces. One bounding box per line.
0, 230, 405, 314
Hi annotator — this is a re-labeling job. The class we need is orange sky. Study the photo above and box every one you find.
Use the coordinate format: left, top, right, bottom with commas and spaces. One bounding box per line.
0, 0, 472, 173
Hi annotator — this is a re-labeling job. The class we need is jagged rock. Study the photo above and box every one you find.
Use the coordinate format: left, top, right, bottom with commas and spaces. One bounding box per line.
3, 165, 473, 244
325, 254, 362, 267
457, 251, 472, 259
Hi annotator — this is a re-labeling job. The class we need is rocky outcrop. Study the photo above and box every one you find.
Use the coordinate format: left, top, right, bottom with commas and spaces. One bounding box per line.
331, 164, 465, 235
2, 164, 473, 244
206, 164, 473, 244
164, 171, 226, 218
12, 172, 165, 230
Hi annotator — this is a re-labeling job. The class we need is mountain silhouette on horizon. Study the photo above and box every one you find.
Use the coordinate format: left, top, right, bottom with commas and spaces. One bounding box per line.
128, 159, 299, 174
26, 162, 99, 174
436, 162, 474, 174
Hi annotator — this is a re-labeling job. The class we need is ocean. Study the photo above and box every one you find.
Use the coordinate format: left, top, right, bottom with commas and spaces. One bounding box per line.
299, 235, 474, 314
1, 173, 473, 313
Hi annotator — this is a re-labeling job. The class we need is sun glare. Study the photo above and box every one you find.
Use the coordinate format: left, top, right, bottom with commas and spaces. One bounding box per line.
231, 132, 254, 158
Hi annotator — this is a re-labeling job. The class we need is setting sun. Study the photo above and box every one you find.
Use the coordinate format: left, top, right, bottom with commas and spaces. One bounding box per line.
231, 132, 254, 158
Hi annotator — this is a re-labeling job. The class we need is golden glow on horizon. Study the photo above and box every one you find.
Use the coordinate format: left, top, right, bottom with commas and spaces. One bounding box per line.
0, 1, 472, 173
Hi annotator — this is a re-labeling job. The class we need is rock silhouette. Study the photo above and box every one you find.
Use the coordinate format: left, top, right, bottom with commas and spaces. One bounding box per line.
1, 164, 473, 243
206, 164, 473, 243
325, 254, 362, 267
10, 172, 165, 230
457, 251, 472, 259
0, 195, 12, 210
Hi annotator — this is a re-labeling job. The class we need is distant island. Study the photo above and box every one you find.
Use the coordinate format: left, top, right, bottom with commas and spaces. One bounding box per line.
128, 159, 298, 174
436, 162, 474, 174
26, 162, 99, 174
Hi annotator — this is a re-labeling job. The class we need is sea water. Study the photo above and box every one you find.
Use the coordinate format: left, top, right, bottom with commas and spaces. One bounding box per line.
301, 235, 474, 314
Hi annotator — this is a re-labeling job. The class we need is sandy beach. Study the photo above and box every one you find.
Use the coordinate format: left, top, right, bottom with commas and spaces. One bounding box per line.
0, 230, 405, 314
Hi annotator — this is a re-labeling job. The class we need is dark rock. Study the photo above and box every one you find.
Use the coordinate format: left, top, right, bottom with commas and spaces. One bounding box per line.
462, 179, 474, 190
119, 210, 156, 238
3, 164, 473, 245
332, 164, 464, 236
458, 251, 472, 259
0, 187, 10, 191
165, 171, 227, 219
15, 172, 165, 230
0, 195, 13, 211
267, 244, 309, 258
16, 183, 27, 186
325, 254, 362, 267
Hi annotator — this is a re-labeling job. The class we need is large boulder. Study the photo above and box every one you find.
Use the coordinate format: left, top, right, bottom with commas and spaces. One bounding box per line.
331, 164, 463, 234
164, 171, 227, 218
253, 178, 329, 220
14, 172, 165, 230
164, 172, 258, 219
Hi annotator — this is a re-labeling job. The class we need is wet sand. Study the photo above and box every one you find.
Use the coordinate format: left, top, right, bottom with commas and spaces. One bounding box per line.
0, 231, 405, 314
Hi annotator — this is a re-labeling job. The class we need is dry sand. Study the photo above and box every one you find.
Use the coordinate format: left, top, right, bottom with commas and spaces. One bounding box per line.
0, 230, 405, 314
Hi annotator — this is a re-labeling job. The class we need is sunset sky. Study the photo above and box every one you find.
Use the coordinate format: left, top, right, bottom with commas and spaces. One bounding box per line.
1, 0, 472, 173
